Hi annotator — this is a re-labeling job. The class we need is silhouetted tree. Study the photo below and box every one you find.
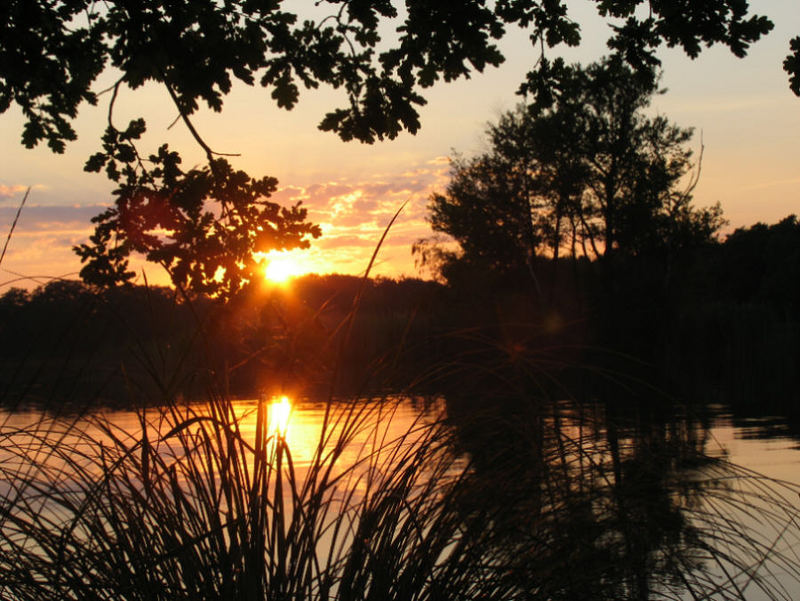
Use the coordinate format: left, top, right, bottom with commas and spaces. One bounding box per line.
426, 149, 540, 275
75, 146, 321, 299
422, 59, 724, 284
545, 59, 724, 261
1, 1, 779, 297
0, 287, 28, 311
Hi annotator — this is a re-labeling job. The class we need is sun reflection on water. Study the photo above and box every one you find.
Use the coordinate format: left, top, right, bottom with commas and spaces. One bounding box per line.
267, 395, 292, 439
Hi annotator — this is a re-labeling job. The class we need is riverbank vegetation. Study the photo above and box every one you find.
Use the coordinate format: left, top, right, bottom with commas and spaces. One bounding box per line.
4, 384, 800, 600
3, 2, 800, 598
3, 209, 798, 411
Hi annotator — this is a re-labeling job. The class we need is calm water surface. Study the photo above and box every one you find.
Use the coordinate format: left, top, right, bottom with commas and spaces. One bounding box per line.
4, 397, 798, 479
2, 395, 800, 599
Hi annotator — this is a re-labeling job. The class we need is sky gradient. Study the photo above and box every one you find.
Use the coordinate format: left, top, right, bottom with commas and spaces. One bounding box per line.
1, 0, 798, 291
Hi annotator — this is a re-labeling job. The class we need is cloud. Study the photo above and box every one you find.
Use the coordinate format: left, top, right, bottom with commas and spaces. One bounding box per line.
427, 155, 451, 166
0, 184, 30, 200
664, 95, 791, 114
1, 158, 448, 286
270, 185, 306, 204
0, 204, 108, 232
266, 162, 450, 277
316, 235, 383, 249
740, 177, 800, 191
0, 204, 111, 290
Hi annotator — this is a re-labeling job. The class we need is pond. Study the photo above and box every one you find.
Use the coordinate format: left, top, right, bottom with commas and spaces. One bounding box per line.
1, 393, 800, 600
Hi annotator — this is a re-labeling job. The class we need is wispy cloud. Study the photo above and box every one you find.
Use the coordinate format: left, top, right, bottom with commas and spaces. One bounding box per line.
0, 204, 108, 290
1, 158, 450, 287
266, 160, 449, 276
0, 204, 108, 231
659, 95, 793, 114
0, 184, 30, 200
740, 177, 800, 191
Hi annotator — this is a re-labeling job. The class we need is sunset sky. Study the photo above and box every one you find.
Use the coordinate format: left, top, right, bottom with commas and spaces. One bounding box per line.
1, 0, 798, 291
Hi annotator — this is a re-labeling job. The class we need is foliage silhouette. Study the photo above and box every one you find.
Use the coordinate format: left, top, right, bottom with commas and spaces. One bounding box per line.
1, 1, 780, 152
0, 275, 446, 406
76, 145, 321, 298
0, 0, 781, 296
422, 58, 725, 287
711, 215, 800, 310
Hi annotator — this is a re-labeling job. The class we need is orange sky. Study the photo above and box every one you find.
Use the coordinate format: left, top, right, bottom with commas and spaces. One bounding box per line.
1, 1, 798, 291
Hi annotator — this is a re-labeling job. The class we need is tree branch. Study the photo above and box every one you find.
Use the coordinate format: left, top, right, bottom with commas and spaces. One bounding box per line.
161, 77, 241, 163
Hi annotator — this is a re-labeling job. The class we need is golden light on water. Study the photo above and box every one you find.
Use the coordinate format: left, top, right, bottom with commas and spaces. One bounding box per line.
268, 395, 292, 438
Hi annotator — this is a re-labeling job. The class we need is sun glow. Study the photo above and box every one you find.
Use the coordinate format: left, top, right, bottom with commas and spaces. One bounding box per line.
262, 253, 303, 284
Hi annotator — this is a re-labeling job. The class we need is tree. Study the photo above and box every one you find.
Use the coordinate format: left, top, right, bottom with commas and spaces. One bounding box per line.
545, 58, 725, 261
423, 58, 725, 281
0, 1, 780, 296
74, 138, 321, 299
426, 149, 540, 275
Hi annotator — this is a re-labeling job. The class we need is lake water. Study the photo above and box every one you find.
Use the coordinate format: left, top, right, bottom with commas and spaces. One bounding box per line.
2, 394, 800, 600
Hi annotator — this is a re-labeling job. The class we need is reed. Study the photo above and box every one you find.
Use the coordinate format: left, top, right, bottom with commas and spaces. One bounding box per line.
3, 377, 800, 600
0, 391, 507, 600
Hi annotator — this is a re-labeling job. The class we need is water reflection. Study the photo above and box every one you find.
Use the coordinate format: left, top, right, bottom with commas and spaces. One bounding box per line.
267, 395, 291, 439
1, 395, 800, 600
444, 395, 800, 600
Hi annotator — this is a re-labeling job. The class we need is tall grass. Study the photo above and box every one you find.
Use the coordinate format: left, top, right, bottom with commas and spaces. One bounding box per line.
0, 393, 488, 600
3, 384, 800, 600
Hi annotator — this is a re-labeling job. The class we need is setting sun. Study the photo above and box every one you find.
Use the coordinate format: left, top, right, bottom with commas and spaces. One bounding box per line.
263, 254, 303, 284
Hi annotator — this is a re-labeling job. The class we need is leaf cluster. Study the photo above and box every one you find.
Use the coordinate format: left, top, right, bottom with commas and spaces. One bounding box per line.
1, 0, 785, 152
785, 36, 800, 96
76, 127, 320, 298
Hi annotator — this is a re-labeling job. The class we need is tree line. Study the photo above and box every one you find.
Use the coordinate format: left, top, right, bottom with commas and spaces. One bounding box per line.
2, 210, 798, 407
0, 275, 442, 405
